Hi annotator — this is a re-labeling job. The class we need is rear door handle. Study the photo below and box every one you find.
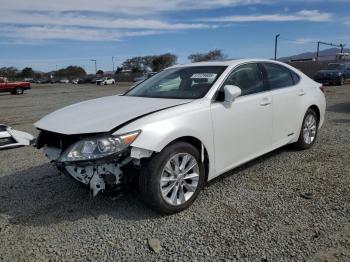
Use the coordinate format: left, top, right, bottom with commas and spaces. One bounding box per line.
299, 89, 305, 96
260, 97, 272, 106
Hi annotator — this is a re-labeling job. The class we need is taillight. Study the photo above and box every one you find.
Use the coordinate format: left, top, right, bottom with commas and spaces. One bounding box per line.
319, 85, 325, 93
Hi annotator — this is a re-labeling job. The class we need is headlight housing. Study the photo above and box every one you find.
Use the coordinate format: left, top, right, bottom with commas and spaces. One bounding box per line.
59, 130, 141, 162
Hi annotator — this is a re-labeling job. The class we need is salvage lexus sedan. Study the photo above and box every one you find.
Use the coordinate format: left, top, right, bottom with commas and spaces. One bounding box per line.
33, 59, 326, 214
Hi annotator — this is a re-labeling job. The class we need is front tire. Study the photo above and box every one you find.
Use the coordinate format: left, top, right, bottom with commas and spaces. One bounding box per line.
13, 87, 24, 95
294, 109, 318, 150
139, 142, 205, 214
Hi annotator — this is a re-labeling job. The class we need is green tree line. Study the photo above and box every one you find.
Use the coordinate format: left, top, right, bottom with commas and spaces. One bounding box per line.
0, 50, 226, 80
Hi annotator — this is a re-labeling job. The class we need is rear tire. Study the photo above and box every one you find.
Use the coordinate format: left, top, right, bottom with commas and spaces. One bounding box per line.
294, 109, 318, 150
139, 142, 205, 214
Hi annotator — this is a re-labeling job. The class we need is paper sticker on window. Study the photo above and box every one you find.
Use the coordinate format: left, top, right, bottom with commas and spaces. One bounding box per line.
191, 73, 217, 79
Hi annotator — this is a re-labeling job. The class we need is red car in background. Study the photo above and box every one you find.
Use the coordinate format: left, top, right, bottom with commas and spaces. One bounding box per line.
0, 77, 31, 95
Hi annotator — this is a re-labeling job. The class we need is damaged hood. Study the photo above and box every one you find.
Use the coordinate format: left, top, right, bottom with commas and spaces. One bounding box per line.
34, 95, 191, 135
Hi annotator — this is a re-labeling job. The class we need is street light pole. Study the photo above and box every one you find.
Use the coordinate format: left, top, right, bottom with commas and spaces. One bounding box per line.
90, 59, 97, 74
112, 56, 115, 72
274, 34, 280, 61
340, 44, 345, 53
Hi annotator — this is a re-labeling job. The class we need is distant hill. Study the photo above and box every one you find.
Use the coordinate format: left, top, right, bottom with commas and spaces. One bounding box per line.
279, 48, 350, 62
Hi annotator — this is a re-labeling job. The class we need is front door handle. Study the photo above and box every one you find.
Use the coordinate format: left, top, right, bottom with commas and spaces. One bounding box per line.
260, 97, 272, 106
299, 89, 305, 96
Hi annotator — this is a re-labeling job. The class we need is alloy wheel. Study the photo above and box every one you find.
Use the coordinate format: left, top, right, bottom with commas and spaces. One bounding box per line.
303, 114, 317, 144
160, 153, 199, 206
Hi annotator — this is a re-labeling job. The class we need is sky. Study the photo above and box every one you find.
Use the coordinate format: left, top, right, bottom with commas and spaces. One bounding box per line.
0, 0, 349, 73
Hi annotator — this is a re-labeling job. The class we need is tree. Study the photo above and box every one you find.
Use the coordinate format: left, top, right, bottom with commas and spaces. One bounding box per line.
55, 66, 87, 79
121, 57, 144, 72
121, 53, 177, 73
21, 67, 35, 78
65, 66, 86, 78
0, 67, 20, 80
115, 67, 123, 74
96, 69, 104, 75
188, 49, 227, 63
151, 53, 177, 72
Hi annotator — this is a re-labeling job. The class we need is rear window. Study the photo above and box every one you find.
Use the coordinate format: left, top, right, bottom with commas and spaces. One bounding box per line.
291, 71, 300, 84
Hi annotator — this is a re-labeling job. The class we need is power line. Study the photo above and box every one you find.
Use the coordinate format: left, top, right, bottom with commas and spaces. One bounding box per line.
279, 37, 319, 44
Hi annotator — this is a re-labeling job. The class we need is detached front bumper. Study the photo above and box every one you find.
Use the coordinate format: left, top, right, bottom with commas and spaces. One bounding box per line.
0, 125, 35, 150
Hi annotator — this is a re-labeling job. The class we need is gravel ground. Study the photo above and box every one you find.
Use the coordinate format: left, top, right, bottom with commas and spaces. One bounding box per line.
0, 83, 349, 261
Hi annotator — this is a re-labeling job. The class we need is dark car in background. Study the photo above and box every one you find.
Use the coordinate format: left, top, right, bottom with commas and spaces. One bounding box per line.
314, 62, 350, 85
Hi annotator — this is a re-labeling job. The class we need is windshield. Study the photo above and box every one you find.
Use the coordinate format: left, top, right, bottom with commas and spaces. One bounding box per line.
327, 63, 345, 70
125, 66, 227, 99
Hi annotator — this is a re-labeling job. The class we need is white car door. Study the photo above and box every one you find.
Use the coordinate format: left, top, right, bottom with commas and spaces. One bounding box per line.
261, 63, 302, 148
210, 63, 273, 175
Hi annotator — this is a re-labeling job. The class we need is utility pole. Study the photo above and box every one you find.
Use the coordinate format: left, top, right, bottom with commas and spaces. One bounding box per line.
90, 59, 97, 74
112, 56, 115, 72
340, 44, 345, 53
316, 41, 320, 60
316, 41, 346, 61
274, 34, 280, 60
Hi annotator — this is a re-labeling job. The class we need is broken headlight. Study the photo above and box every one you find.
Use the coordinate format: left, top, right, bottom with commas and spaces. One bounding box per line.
59, 130, 141, 162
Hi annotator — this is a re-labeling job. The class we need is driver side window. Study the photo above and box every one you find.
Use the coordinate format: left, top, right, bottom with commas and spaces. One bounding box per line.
224, 63, 264, 96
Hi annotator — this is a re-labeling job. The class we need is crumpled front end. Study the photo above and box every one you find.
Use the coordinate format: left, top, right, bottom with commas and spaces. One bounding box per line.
36, 130, 153, 197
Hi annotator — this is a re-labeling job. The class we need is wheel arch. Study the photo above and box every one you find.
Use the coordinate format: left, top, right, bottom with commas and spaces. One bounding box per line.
309, 104, 320, 124
11, 86, 23, 94
164, 136, 210, 183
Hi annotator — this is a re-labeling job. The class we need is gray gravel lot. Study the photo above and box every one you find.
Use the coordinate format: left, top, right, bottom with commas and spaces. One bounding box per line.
0, 83, 349, 261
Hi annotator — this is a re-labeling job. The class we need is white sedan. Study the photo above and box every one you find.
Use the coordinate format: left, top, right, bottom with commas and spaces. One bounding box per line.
33, 59, 326, 214
96, 77, 116, 85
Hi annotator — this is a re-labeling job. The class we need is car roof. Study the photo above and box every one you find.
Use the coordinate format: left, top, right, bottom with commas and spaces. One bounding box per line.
169, 59, 287, 68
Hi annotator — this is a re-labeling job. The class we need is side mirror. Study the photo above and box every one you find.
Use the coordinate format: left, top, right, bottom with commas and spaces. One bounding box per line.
224, 85, 242, 103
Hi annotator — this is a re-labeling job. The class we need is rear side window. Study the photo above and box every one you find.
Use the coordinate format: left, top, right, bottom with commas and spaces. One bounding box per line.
291, 71, 300, 84
263, 63, 295, 89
